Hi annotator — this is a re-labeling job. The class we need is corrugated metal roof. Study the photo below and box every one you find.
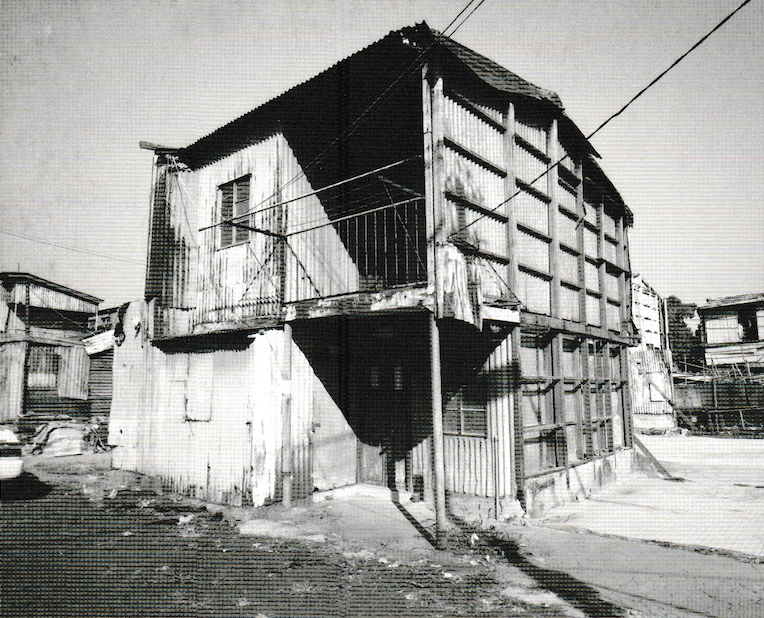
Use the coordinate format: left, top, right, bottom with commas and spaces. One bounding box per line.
0, 272, 102, 306
699, 293, 764, 311
175, 22, 599, 170
427, 26, 563, 108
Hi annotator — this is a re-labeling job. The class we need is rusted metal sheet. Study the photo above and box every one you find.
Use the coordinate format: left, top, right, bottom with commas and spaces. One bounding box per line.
56, 345, 89, 400
110, 300, 357, 507
0, 341, 25, 421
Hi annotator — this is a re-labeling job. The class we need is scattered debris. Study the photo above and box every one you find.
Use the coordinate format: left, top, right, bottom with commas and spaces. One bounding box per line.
27, 420, 106, 457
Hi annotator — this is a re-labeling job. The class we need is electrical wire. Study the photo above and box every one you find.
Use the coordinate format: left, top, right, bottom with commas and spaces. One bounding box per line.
0, 229, 143, 266
450, 0, 755, 238
239, 0, 491, 218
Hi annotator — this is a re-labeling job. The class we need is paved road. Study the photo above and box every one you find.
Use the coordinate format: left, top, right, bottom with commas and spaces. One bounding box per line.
541, 435, 764, 558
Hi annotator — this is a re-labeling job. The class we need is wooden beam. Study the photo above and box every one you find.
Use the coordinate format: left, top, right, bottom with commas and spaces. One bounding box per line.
444, 87, 507, 133
514, 135, 551, 164
429, 314, 447, 548
510, 326, 525, 508
515, 180, 551, 204
282, 322, 293, 508
548, 119, 560, 320
423, 65, 440, 317
502, 101, 518, 294
520, 311, 637, 346
443, 137, 507, 178
445, 191, 508, 223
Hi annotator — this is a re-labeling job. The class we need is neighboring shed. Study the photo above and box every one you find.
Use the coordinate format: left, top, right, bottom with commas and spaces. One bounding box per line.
0, 273, 101, 431
699, 293, 764, 372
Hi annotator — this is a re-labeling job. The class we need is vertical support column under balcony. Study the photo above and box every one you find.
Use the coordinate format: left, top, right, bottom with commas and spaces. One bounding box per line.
423, 64, 445, 318
502, 100, 523, 506
423, 61, 447, 546
429, 312, 447, 548
281, 322, 293, 508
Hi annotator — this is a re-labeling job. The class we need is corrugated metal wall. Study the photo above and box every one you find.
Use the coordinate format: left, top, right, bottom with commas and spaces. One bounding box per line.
89, 349, 113, 417
111, 301, 356, 506
628, 347, 673, 417
0, 341, 25, 421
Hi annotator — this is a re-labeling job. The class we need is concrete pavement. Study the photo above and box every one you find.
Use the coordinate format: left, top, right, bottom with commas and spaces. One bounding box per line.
540, 435, 764, 559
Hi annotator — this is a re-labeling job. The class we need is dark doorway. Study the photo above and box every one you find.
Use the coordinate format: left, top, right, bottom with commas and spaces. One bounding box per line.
292, 313, 429, 491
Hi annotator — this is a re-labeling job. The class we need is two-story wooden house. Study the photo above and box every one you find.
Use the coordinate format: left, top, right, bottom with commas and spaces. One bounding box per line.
111, 23, 636, 521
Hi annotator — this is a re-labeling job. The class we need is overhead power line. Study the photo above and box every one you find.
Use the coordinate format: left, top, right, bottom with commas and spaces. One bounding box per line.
451, 0, 755, 237
236, 0, 491, 219
0, 229, 144, 266
587, 0, 754, 142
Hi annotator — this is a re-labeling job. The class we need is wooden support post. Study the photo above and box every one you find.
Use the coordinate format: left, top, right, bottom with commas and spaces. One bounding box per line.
282, 322, 293, 508
429, 313, 447, 548
510, 326, 525, 508
575, 162, 587, 325
547, 120, 560, 319
620, 345, 634, 447
550, 333, 567, 467
21, 283, 31, 417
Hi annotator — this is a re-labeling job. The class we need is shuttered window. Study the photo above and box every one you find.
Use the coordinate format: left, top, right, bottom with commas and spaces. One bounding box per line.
219, 175, 251, 248
444, 375, 487, 437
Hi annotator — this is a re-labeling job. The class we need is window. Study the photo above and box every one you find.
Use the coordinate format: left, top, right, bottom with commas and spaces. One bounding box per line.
739, 308, 758, 342
444, 375, 487, 437
219, 175, 251, 248
27, 345, 59, 389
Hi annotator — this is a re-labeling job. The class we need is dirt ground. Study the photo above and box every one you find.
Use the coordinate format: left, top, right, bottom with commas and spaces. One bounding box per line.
1, 449, 762, 618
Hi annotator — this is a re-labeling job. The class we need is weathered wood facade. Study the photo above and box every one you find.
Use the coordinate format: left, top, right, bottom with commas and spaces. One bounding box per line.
116, 23, 637, 516
699, 293, 764, 372
0, 273, 101, 429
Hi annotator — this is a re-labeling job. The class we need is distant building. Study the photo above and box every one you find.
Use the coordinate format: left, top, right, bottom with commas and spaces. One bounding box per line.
698, 293, 764, 373
0, 273, 101, 429
628, 275, 675, 432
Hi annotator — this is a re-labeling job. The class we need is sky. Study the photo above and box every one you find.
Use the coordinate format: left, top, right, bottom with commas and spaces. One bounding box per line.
1, 0, 762, 308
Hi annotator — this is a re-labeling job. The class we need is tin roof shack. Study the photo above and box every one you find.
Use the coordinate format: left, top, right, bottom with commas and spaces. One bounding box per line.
114, 23, 636, 520
628, 275, 675, 433
0, 273, 101, 432
699, 293, 764, 373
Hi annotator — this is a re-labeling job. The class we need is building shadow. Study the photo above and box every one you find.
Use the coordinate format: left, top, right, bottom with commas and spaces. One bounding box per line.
445, 512, 628, 618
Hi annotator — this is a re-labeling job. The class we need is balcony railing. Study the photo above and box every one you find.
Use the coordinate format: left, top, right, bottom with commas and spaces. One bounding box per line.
286, 197, 428, 300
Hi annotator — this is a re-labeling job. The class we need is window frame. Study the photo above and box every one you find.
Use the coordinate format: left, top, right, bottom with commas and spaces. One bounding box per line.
218, 175, 252, 249
444, 374, 488, 438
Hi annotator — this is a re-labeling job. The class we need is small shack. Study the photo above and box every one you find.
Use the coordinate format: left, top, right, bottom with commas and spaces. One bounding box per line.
113, 23, 638, 520
0, 273, 101, 435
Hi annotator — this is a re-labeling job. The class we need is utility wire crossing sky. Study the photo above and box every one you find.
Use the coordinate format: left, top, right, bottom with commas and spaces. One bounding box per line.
1, 0, 762, 307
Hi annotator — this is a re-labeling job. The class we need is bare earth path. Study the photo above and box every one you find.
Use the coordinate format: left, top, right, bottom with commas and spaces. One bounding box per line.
2, 443, 762, 618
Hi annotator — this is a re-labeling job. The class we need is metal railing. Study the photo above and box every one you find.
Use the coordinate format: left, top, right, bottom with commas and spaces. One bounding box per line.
284, 197, 428, 301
